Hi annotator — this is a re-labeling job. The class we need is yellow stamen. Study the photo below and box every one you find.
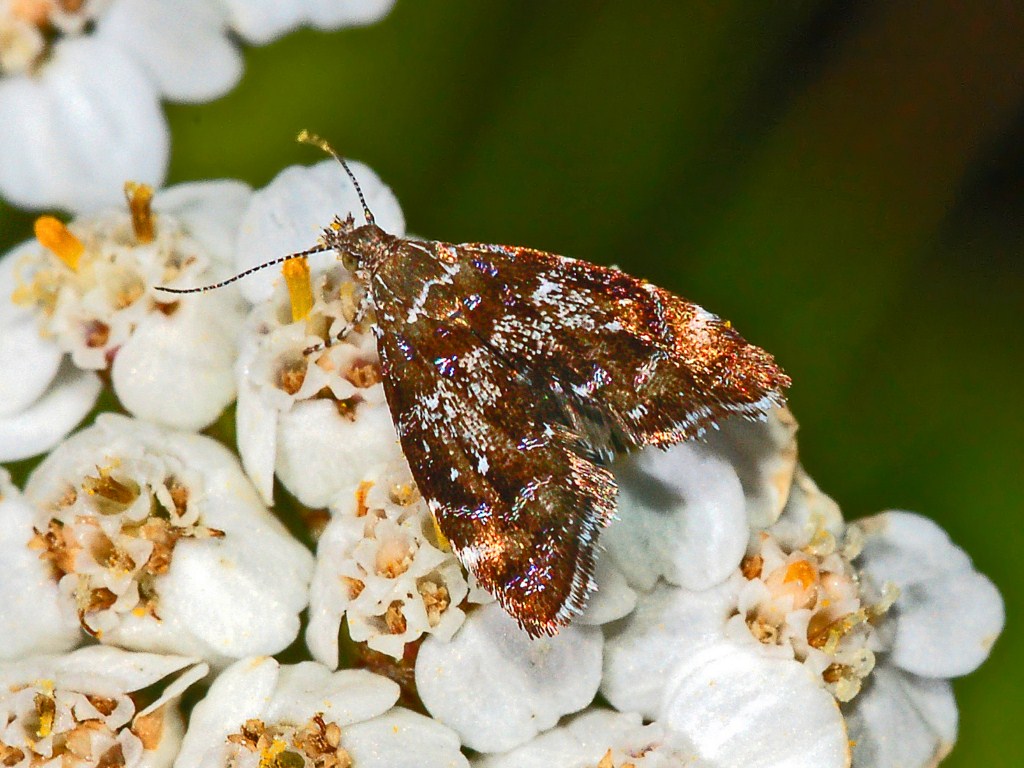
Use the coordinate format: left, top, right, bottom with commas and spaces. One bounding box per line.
34, 216, 83, 271
283, 257, 314, 322
124, 181, 156, 243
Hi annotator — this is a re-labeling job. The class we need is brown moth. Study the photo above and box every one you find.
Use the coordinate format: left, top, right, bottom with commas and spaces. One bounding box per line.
160, 134, 790, 637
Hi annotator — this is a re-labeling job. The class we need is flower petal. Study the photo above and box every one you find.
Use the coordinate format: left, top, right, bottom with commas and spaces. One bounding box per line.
857, 511, 1004, 678
0, 361, 101, 462
577, 556, 637, 626
844, 666, 957, 768
276, 399, 399, 508
607, 441, 747, 592
111, 294, 243, 431
0, 37, 166, 212
0, 470, 80, 660
97, 0, 243, 102
416, 603, 603, 753
235, 371, 280, 505
341, 707, 468, 768
856, 511, 972, 585
155, 540, 309, 662
661, 645, 850, 768
889, 568, 1003, 679
222, 0, 395, 45
704, 407, 798, 528
0, 311, 63, 418
234, 160, 405, 305
219, 1, 303, 44
265, 664, 398, 726
477, 709, 705, 768
48, 646, 202, 697
155, 180, 253, 265
601, 578, 740, 719
305, 0, 397, 31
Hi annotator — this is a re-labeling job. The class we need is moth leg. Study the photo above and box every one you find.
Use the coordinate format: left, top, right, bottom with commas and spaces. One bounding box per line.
302, 288, 372, 356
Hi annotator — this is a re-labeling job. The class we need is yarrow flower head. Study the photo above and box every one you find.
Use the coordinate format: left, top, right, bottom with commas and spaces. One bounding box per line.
307, 455, 471, 664
173, 656, 467, 768
0, 0, 394, 212
0, 646, 207, 768
0, 415, 314, 664
728, 476, 897, 703
0, 180, 250, 462
601, 451, 1004, 768
0, 151, 1005, 768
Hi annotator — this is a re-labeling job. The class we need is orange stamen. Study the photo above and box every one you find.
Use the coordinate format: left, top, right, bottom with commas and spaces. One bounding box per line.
124, 181, 156, 243
282, 257, 314, 322
34, 216, 84, 271
784, 559, 817, 590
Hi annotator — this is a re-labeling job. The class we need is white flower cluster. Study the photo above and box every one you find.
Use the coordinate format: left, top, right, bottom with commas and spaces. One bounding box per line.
0, 415, 314, 664
0, 131, 1007, 766
308, 457, 471, 663
1, 181, 249, 461
0, 646, 208, 768
0, 0, 394, 212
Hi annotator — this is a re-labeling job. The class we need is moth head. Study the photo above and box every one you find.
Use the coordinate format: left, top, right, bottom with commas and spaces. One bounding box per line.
334, 223, 391, 274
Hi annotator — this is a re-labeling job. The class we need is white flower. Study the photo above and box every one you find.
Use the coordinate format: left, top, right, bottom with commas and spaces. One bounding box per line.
174, 657, 468, 768
601, 468, 1003, 768
415, 602, 604, 754
0, 0, 394, 212
475, 709, 707, 768
0, 468, 80, 660
0, 180, 249, 461
307, 456, 470, 664
0, 0, 233, 211
234, 159, 405, 507
7, 414, 314, 664
0, 645, 207, 768
843, 510, 1004, 767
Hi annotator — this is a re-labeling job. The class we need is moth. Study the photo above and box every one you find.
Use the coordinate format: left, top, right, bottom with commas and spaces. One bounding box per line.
160, 134, 790, 637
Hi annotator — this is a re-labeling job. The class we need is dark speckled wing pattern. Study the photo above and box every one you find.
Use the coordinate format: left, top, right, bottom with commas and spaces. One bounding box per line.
369, 237, 789, 635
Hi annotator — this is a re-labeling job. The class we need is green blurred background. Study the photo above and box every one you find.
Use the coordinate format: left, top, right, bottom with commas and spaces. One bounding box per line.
1, 1, 1020, 764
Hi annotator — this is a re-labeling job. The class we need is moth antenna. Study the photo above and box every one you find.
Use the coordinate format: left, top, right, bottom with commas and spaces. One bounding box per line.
154, 244, 333, 294
297, 130, 376, 226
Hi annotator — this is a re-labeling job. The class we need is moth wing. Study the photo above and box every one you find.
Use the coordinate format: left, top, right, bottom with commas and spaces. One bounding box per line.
449, 243, 791, 457
373, 308, 616, 636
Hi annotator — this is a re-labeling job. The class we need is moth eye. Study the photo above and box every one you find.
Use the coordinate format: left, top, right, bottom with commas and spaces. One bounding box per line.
340, 251, 359, 272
